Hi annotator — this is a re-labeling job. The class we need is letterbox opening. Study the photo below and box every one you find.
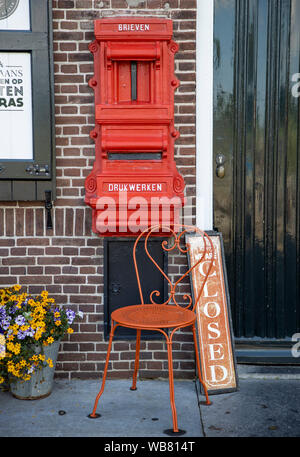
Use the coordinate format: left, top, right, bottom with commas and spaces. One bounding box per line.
108, 152, 162, 160
104, 238, 168, 339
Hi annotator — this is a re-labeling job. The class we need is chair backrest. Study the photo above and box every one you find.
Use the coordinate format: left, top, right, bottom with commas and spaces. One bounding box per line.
133, 224, 214, 312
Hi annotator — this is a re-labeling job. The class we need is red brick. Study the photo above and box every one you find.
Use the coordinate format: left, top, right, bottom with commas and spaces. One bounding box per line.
0, 276, 18, 285
54, 275, 86, 284
58, 0, 74, 7
0, 239, 15, 246
0, 209, 3, 236
17, 238, 49, 246
19, 276, 52, 285
2, 257, 35, 265
38, 257, 70, 265
5, 209, 14, 237
60, 43, 77, 51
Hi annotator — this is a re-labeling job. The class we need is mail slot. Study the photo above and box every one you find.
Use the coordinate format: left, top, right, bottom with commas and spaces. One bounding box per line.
85, 17, 185, 236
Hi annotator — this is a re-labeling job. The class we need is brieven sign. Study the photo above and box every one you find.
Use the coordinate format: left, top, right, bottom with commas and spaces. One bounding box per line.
186, 232, 238, 394
118, 23, 150, 32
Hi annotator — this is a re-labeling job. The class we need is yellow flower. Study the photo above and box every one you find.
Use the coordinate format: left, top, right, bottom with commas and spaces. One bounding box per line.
7, 342, 21, 354
20, 325, 29, 332
47, 358, 53, 368
38, 354, 45, 361
31, 355, 38, 361
11, 324, 19, 336
67, 328, 74, 334
47, 336, 54, 345
14, 285, 21, 291
14, 343, 21, 355
55, 320, 61, 327
54, 312, 60, 318
0, 376, 5, 384
36, 321, 45, 329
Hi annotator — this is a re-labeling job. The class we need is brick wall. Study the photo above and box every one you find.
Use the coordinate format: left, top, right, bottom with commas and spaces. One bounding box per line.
0, 0, 197, 380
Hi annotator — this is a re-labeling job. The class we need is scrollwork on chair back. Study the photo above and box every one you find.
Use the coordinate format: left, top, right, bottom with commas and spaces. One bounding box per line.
133, 224, 214, 312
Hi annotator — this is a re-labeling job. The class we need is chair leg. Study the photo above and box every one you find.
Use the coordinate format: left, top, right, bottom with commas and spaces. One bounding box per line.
192, 324, 211, 405
130, 329, 141, 391
88, 322, 116, 418
166, 339, 179, 433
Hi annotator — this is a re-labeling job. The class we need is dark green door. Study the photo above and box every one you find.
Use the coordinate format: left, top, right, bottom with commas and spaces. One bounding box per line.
213, 0, 300, 362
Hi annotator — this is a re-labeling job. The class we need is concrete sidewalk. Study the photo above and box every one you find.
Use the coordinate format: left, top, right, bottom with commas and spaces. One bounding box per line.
0, 365, 299, 438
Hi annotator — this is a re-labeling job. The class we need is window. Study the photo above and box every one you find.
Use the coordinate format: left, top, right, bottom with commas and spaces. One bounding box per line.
0, 0, 55, 201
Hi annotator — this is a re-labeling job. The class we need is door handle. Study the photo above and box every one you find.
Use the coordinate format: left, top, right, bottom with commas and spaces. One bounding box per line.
216, 153, 226, 178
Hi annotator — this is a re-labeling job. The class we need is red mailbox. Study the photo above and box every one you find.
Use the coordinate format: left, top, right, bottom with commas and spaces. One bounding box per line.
85, 17, 185, 236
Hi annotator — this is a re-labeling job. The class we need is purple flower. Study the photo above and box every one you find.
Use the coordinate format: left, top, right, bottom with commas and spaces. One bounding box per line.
0, 308, 6, 319
66, 309, 76, 324
17, 326, 35, 339
15, 315, 26, 326
17, 330, 26, 340
26, 327, 35, 337
1, 317, 11, 331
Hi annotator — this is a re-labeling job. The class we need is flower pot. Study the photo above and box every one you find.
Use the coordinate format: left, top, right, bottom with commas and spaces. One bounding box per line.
10, 340, 60, 400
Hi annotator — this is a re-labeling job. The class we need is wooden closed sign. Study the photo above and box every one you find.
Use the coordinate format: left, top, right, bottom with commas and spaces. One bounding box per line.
186, 232, 238, 394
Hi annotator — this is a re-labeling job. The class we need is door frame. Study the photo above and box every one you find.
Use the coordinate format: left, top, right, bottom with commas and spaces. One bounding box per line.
196, 0, 214, 231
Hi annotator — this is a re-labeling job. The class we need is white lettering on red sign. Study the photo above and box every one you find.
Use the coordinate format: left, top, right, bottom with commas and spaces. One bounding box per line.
118, 24, 150, 32
108, 183, 162, 192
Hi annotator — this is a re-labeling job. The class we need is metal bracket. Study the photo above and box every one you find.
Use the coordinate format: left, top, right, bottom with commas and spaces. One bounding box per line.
44, 190, 53, 230
26, 164, 50, 176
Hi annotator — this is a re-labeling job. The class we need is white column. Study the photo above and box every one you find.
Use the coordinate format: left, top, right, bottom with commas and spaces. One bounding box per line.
196, 0, 214, 231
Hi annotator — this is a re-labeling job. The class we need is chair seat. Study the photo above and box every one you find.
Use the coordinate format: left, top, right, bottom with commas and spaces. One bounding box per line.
111, 304, 196, 330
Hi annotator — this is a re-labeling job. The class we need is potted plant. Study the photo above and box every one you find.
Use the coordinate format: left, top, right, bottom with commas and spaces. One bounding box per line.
0, 285, 83, 399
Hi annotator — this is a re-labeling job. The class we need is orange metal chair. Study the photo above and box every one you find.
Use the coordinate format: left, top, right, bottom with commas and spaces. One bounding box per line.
88, 224, 214, 435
